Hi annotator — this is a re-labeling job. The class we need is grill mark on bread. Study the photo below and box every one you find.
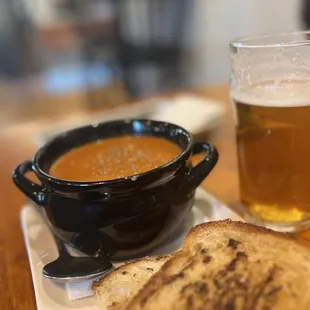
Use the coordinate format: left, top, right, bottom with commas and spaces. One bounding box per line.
162, 272, 185, 285
236, 251, 248, 259
211, 263, 281, 309
226, 251, 248, 271
181, 259, 194, 272
180, 283, 192, 294
235, 276, 249, 290
109, 302, 118, 308
225, 298, 235, 310
194, 282, 208, 294
180, 281, 209, 303
214, 278, 222, 289
187, 295, 193, 308
203, 255, 212, 264
140, 295, 149, 308
265, 286, 282, 297
249, 265, 281, 309
226, 258, 239, 271
209, 264, 283, 310
228, 239, 240, 250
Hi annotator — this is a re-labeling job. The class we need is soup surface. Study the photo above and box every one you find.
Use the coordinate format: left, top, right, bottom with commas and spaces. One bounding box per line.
49, 135, 181, 182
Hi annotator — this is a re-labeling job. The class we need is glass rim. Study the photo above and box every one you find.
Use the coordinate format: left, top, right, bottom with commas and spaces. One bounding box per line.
230, 30, 310, 49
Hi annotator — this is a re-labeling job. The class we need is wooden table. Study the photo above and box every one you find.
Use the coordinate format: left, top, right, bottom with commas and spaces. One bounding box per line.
0, 84, 307, 309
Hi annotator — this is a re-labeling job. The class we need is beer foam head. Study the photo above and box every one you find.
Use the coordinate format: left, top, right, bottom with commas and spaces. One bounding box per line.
231, 80, 310, 107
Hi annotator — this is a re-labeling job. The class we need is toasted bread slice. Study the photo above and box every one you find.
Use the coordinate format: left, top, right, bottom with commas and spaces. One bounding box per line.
125, 220, 310, 310
93, 256, 170, 310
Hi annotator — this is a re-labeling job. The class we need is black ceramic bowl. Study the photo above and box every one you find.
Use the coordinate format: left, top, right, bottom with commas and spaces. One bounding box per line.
13, 119, 218, 259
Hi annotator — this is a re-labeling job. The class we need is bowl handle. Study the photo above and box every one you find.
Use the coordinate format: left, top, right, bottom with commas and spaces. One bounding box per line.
12, 160, 49, 206
187, 142, 218, 191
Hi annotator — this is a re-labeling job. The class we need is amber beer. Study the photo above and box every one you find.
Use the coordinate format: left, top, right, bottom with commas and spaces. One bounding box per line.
232, 81, 310, 223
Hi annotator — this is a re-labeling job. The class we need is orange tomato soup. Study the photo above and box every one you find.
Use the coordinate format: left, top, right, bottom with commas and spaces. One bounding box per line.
49, 136, 181, 182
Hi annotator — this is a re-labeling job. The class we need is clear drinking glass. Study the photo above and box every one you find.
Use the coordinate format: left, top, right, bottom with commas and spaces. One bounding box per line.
230, 31, 310, 232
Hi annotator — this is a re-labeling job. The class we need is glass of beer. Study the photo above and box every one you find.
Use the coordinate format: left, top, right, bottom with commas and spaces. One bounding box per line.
230, 31, 310, 232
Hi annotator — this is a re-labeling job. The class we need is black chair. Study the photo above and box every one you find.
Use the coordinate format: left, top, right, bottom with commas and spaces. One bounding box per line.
0, 0, 37, 79
56, 0, 188, 100
54, 0, 124, 108
114, 0, 188, 97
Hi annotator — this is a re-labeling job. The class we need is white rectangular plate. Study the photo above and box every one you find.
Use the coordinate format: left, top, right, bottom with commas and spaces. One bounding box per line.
20, 188, 240, 310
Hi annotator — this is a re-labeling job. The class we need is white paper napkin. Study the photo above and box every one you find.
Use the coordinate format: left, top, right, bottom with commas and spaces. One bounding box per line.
66, 277, 102, 301
150, 95, 224, 134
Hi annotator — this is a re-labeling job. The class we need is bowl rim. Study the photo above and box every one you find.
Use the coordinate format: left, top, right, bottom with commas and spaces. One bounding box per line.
32, 119, 193, 187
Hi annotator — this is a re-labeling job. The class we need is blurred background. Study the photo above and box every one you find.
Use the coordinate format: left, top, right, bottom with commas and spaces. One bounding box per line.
0, 0, 306, 127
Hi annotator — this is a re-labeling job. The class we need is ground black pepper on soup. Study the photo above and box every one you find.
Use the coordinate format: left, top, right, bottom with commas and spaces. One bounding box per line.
49, 135, 181, 182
